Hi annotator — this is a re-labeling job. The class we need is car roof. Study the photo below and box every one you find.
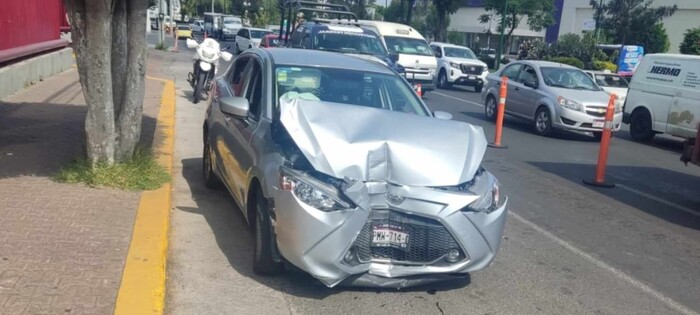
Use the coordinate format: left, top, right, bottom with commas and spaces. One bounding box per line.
301, 22, 378, 35
430, 42, 473, 50
259, 48, 395, 74
354, 20, 425, 39
521, 60, 579, 69
243, 27, 270, 31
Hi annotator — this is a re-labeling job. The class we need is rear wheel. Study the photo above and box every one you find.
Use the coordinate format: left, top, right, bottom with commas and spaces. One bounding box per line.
629, 109, 655, 141
534, 107, 554, 136
253, 192, 284, 275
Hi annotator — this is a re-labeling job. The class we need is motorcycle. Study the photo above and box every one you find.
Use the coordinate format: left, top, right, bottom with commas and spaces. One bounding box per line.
186, 38, 233, 103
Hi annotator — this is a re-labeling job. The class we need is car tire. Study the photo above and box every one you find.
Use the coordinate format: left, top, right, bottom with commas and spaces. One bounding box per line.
253, 191, 284, 275
235, 42, 241, 55
485, 95, 498, 122
534, 107, 554, 137
629, 108, 655, 141
202, 133, 221, 189
437, 69, 450, 89
592, 131, 612, 142
193, 71, 206, 104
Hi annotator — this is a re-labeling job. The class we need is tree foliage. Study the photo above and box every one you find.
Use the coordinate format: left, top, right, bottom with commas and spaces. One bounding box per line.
679, 27, 700, 55
478, 0, 554, 55
64, 0, 148, 166
591, 0, 676, 47
432, 0, 460, 42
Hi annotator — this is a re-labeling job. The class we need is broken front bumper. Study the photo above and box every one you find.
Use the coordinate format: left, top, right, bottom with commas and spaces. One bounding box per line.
270, 181, 508, 288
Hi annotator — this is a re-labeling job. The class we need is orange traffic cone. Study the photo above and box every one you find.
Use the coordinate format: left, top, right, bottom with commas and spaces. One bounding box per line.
415, 84, 422, 97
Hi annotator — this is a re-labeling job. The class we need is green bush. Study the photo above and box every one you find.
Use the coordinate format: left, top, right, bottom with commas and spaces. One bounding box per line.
592, 60, 617, 72
548, 57, 584, 69
680, 27, 700, 55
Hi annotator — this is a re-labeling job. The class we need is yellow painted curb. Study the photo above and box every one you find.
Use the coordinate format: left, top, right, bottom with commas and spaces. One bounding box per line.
114, 78, 175, 315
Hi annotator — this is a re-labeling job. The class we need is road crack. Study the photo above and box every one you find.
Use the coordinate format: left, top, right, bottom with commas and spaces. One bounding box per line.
436, 301, 445, 315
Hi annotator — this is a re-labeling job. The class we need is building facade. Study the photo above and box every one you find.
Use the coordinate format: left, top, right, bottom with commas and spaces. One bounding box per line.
448, 0, 700, 54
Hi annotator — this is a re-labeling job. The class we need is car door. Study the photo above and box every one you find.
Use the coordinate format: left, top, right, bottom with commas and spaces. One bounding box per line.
222, 56, 265, 202
431, 45, 445, 69
498, 63, 524, 115
212, 56, 252, 204
512, 65, 540, 117
288, 26, 306, 48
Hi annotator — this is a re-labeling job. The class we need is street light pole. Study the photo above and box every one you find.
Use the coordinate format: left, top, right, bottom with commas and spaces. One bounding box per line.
211, 0, 214, 12
495, 0, 508, 70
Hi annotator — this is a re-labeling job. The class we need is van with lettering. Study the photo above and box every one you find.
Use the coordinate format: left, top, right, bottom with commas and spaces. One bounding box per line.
623, 54, 700, 141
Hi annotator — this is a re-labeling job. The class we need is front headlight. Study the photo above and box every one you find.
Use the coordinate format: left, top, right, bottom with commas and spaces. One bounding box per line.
557, 96, 584, 112
279, 167, 353, 212
449, 62, 460, 69
429, 67, 436, 76
466, 169, 500, 212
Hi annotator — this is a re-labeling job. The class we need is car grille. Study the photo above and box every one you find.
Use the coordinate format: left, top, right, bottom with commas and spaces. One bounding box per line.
461, 64, 484, 75
586, 106, 607, 117
352, 210, 462, 264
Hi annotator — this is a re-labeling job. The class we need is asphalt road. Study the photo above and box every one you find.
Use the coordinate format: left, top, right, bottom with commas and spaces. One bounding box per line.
161, 35, 700, 315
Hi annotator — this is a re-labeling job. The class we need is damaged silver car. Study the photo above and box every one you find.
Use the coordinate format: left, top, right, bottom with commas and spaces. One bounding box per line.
202, 49, 508, 288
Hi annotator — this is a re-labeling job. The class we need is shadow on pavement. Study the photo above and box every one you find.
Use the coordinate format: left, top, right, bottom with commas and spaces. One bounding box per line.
529, 161, 700, 230
614, 131, 685, 154
178, 157, 472, 298
0, 101, 156, 178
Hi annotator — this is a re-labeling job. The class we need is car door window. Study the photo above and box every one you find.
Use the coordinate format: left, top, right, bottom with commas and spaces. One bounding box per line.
228, 56, 251, 97
301, 28, 311, 48
237, 29, 244, 37
518, 65, 538, 87
290, 27, 305, 47
431, 45, 442, 57
501, 64, 523, 80
242, 61, 263, 121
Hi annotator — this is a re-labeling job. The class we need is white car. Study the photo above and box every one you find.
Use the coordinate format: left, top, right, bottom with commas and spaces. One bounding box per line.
191, 19, 204, 33
222, 16, 243, 41
584, 70, 629, 110
431, 42, 489, 92
235, 27, 274, 53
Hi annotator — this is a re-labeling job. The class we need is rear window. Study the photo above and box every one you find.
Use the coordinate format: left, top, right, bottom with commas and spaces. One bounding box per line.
313, 31, 387, 56
384, 36, 433, 56
178, 25, 190, 30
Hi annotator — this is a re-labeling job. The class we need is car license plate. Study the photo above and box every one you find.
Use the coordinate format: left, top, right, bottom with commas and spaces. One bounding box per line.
593, 120, 605, 128
371, 224, 409, 249
468, 75, 476, 80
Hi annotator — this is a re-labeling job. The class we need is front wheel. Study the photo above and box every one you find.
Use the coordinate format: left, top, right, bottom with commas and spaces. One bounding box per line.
253, 192, 284, 275
437, 70, 450, 89
193, 71, 206, 103
534, 107, 554, 136
485, 95, 498, 121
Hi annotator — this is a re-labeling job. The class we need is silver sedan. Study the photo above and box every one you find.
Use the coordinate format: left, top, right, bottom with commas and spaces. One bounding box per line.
202, 48, 508, 288
482, 60, 623, 141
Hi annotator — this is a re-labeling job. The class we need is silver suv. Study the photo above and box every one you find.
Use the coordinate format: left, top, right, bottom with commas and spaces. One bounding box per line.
202, 48, 508, 288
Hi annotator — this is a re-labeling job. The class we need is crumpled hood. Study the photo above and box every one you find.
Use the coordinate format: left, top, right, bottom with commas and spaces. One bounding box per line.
279, 98, 487, 187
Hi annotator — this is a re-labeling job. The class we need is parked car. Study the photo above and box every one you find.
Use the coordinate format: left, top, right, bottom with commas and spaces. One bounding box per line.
286, 21, 404, 75
191, 19, 205, 33
355, 20, 438, 93
202, 48, 508, 288
175, 25, 193, 40
431, 42, 489, 92
235, 27, 274, 53
221, 15, 243, 41
622, 53, 700, 142
584, 70, 629, 114
482, 60, 622, 140
260, 34, 281, 48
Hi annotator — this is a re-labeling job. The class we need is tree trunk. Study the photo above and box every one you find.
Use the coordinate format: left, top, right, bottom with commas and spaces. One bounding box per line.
399, 0, 405, 24
405, 0, 415, 25
436, 9, 446, 42
67, 0, 116, 166
115, 0, 148, 161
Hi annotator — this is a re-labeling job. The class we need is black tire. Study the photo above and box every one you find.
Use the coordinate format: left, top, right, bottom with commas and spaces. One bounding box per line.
485, 95, 498, 121
202, 133, 221, 189
534, 107, 554, 136
193, 71, 206, 103
474, 84, 483, 93
437, 69, 450, 89
235, 43, 241, 55
629, 109, 655, 141
253, 192, 284, 275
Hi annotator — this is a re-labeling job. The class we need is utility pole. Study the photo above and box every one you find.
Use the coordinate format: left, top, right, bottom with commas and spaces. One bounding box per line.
495, 0, 508, 70
212, 0, 214, 12
595, 0, 603, 43
159, 0, 165, 45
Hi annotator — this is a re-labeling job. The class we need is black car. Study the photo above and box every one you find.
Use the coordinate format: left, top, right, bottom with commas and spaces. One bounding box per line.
284, 22, 405, 75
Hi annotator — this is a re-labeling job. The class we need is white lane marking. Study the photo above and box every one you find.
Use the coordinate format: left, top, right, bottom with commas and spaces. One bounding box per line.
432, 91, 484, 108
615, 183, 700, 219
508, 211, 699, 315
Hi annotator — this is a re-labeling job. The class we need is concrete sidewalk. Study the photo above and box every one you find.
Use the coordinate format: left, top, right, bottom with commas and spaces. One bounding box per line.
0, 53, 168, 314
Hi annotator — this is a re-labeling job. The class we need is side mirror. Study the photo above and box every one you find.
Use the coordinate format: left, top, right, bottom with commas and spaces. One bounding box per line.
433, 111, 453, 120
389, 53, 399, 63
220, 96, 249, 117
220, 51, 233, 62
524, 80, 538, 89
186, 38, 198, 49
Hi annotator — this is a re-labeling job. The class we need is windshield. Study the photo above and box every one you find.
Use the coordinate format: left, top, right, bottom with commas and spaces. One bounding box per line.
251, 30, 272, 39
480, 48, 495, 55
384, 36, 433, 56
274, 66, 428, 116
594, 74, 629, 88
314, 31, 387, 56
541, 67, 600, 91
223, 17, 242, 25
444, 47, 476, 59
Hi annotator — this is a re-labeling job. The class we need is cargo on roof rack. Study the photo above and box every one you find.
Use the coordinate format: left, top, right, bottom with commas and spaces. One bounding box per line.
277, 0, 358, 44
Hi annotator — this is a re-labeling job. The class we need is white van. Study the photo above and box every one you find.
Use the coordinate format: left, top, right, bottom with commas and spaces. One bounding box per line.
623, 54, 700, 141
355, 20, 438, 92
